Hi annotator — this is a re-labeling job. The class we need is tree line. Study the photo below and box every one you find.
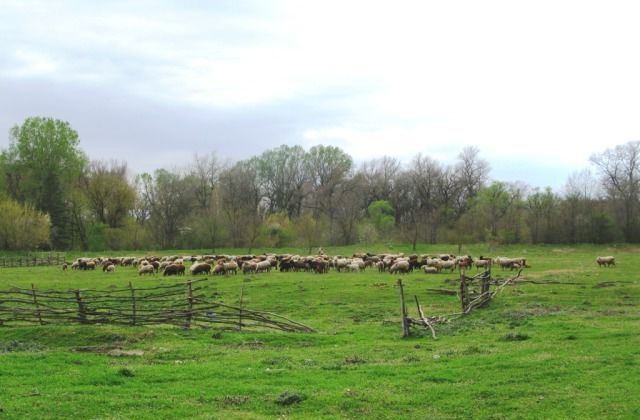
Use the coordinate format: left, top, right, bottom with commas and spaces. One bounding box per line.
0, 116, 638, 251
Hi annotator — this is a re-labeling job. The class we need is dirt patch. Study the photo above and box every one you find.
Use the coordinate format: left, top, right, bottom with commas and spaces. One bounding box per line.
594, 282, 616, 288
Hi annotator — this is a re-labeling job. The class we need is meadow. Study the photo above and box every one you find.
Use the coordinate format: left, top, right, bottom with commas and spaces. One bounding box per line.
0, 244, 639, 419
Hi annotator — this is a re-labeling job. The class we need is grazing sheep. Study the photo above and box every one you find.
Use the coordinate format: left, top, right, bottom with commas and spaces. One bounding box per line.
596, 256, 615, 267
104, 264, 115, 273
138, 265, 155, 276
389, 260, 410, 274
223, 261, 239, 275
164, 263, 185, 276
421, 265, 438, 274
242, 261, 258, 274
62, 263, 68, 271
437, 260, 456, 273
190, 263, 212, 275
256, 260, 272, 273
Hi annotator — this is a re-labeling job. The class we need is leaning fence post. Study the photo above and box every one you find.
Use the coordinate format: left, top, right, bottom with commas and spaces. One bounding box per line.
185, 280, 193, 329
460, 270, 468, 313
397, 278, 410, 338
129, 282, 137, 325
31, 284, 43, 325
75, 290, 87, 324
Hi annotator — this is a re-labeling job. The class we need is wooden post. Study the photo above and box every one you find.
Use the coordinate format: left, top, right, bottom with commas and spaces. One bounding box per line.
75, 290, 87, 324
460, 271, 468, 312
185, 280, 193, 329
129, 282, 137, 326
397, 279, 410, 338
480, 270, 491, 306
31, 284, 43, 325
238, 283, 245, 331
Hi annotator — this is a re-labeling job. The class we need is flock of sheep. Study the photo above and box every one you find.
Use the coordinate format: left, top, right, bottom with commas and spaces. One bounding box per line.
61, 252, 542, 277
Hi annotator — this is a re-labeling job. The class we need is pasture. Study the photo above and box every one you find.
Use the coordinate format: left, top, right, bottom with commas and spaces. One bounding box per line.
0, 244, 639, 419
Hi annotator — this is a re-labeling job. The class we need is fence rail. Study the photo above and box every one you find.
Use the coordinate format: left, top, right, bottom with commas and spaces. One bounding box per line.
0, 253, 66, 268
0, 277, 313, 332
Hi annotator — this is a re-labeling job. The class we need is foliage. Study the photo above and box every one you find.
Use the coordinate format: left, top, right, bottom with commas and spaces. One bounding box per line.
3, 117, 87, 249
0, 197, 50, 250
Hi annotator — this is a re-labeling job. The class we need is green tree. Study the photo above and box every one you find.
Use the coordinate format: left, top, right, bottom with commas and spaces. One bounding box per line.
3, 117, 87, 248
368, 200, 395, 238
0, 196, 50, 250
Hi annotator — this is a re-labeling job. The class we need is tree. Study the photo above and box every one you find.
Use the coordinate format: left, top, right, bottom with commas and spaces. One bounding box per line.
3, 117, 87, 248
83, 160, 136, 228
304, 145, 353, 244
219, 161, 264, 251
0, 196, 50, 250
255, 145, 308, 218
139, 169, 195, 248
359, 156, 400, 205
368, 200, 395, 239
454, 146, 490, 214
526, 187, 557, 244
590, 141, 640, 241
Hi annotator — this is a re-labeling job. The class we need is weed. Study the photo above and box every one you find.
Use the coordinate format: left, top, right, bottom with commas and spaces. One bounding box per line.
275, 391, 305, 406
501, 333, 530, 342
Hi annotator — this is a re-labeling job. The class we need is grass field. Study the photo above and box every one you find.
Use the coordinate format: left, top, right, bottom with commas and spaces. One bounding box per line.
0, 244, 639, 419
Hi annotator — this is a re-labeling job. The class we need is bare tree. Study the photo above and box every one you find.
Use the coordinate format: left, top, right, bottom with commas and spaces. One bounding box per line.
358, 156, 400, 205
590, 141, 640, 241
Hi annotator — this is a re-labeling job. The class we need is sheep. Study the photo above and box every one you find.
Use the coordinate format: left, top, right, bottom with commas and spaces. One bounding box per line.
596, 256, 615, 267
223, 261, 239, 275
164, 263, 185, 276
475, 257, 491, 270
190, 263, 212, 275
104, 264, 115, 273
256, 260, 272, 273
389, 260, 410, 274
61, 263, 68, 271
346, 262, 362, 272
421, 265, 438, 274
138, 264, 155, 276
437, 260, 456, 273
242, 261, 258, 274
376, 261, 385, 273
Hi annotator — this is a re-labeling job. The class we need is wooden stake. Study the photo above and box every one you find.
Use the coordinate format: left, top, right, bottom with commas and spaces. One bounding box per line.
414, 295, 437, 339
129, 282, 137, 326
238, 282, 245, 331
397, 279, 410, 338
75, 290, 87, 324
460, 271, 468, 312
31, 284, 43, 325
185, 280, 193, 329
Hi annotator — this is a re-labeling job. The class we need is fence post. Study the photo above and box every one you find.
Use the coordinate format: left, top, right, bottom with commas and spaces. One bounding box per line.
480, 270, 491, 306
31, 284, 43, 325
460, 271, 468, 312
397, 278, 410, 338
75, 290, 87, 324
185, 281, 193, 329
238, 283, 245, 331
129, 282, 137, 326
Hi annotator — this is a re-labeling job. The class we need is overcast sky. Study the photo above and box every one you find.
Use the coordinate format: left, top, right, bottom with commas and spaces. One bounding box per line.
2, 0, 640, 189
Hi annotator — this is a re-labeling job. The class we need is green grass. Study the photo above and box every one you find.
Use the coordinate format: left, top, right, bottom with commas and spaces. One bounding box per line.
0, 244, 639, 419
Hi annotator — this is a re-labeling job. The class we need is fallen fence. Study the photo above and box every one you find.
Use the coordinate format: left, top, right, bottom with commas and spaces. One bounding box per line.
0, 278, 313, 332
397, 269, 522, 339
0, 253, 67, 268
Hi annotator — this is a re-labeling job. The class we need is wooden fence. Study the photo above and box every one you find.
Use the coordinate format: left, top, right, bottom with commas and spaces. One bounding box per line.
0, 278, 313, 332
398, 269, 522, 339
0, 253, 66, 268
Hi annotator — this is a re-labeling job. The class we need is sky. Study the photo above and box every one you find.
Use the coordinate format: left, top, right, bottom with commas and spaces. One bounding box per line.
2, 0, 640, 190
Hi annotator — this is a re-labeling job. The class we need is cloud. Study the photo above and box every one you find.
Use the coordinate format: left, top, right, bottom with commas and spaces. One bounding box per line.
2, 1, 640, 189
